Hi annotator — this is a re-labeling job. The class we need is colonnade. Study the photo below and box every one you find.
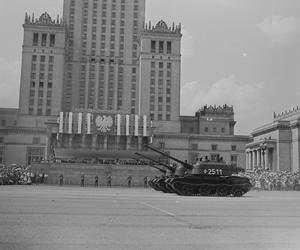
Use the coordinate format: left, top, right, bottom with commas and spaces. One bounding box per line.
246, 147, 271, 170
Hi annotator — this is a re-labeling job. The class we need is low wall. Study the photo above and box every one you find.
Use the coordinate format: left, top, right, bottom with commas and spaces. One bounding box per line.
30, 163, 162, 187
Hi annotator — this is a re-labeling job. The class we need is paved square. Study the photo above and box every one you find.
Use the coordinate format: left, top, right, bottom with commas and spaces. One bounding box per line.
0, 186, 299, 250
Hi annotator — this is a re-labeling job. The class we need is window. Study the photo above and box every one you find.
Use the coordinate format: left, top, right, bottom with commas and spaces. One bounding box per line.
191, 143, 198, 150
205, 127, 208, 132
167, 41, 172, 54
151, 40, 156, 53
231, 155, 238, 162
213, 127, 217, 132
41, 34, 47, 47
47, 82, 52, 89
0, 137, 3, 143
33, 33, 39, 46
50, 34, 55, 47
1, 120, 6, 126
159, 41, 164, 53
221, 128, 225, 133
231, 145, 237, 151
211, 144, 218, 151
32, 55, 37, 62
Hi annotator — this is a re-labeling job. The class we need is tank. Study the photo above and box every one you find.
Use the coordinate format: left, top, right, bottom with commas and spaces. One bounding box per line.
145, 145, 252, 197
134, 153, 176, 193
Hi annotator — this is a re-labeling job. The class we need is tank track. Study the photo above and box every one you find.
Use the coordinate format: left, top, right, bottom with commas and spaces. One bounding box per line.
171, 181, 251, 197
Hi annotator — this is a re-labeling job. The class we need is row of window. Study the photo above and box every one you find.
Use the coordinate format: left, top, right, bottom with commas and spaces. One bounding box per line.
33, 33, 56, 47
151, 40, 172, 54
204, 127, 226, 133
191, 144, 237, 151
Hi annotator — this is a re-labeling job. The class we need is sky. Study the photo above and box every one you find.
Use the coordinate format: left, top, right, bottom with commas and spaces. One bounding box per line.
0, 0, 299, 135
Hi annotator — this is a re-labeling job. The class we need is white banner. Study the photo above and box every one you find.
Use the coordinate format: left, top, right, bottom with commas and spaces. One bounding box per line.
68, 112, 73, 134
117, 114, 121, 136
125, 115, 130, 136
134, 115, 139, 136
87, 113, 91, 134
78, 112, 82, 134
143, 115, 147, 137
59, 112, 64, 133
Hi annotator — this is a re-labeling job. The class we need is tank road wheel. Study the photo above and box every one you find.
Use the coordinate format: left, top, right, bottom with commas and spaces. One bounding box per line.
181, 185, 193, 196
216, 185, 230, 197
198, 185, 210, 196
231, 187, 244, 197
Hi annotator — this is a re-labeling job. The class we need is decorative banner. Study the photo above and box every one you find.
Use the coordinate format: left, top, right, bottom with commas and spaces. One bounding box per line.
143, 115, 147, 137
87, 113, 91, 134
59, 112, 64, 133
93, 113, 115, 134
68, 112, 73, 134
125, 115, 130, 136
134, 115, 139, 136
78, 112, 82, 134
117, 114, 121, 136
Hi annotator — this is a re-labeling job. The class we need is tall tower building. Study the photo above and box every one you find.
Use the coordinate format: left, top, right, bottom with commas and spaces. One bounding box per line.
140, 20, 182, 121
63, 0, 145, 113
19, 12, 66, 116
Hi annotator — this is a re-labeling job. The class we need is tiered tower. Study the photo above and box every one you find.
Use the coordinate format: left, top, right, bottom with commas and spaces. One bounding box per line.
19, 12, 65, 116
62, 0, 145, 113
139, 20, 182, 121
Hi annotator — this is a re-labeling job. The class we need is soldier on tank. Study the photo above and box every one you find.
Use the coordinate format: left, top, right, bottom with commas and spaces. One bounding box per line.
144, 176, 148, 188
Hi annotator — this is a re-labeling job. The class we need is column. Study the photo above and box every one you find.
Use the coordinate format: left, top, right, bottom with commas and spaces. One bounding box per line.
126, 136, 131, 150
249, 151, 253, 170
103, 135, 108, 150
81, 135, 86, 148
246, 151, 249, 170
261, 150, 265, 168
253, 150, 257, 168
264, 148, 269, 170
257, 149, 261, 167
138, 136, 143, 151
116, 135, 120, 150
68, 135, 73, 148
92, 135, 98, 149
248, 151, 252, 170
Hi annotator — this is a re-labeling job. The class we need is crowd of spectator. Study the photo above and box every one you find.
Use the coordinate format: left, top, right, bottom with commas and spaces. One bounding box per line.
0, 164, 47, 185
239, 168, 300, 191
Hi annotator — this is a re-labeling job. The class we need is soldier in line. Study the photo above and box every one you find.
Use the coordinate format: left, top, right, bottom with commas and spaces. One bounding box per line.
144, 176, 148, 188
59, 174, 64, 186
95, 175, 99, 187
107, 175, 111, 187
81, 174, 85, 187
127, 175, 132, 188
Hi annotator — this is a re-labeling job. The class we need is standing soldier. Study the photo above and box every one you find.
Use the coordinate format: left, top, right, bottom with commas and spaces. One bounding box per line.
59, 174, 63, 186
81, 174, 85, 187
107, 175, 112, 187
127, 175, 132, 188
144, 176, 148, 188
95, 175, 99, 187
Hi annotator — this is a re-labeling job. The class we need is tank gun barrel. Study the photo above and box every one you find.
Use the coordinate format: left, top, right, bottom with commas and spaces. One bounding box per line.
132, 157, 166, 174
145, 145, 193, 170
135, 152, 175, 171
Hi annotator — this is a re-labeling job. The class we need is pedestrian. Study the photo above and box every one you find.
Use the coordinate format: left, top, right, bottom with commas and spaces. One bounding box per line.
107, 175, 111, 187
59, 174, 63, 186
81, 174, 85, 187
95, 175, 99, 187
144, 176, 148, 188
127, 175, 132, 188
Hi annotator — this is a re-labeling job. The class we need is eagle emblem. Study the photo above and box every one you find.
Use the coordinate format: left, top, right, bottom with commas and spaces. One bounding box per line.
95, 115, 113, 133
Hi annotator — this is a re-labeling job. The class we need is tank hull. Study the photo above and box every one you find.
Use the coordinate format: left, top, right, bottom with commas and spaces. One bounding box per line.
169, 175, 252, 197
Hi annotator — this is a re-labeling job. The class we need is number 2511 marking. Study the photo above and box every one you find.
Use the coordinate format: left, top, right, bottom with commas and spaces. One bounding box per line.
207, 169, 223, 175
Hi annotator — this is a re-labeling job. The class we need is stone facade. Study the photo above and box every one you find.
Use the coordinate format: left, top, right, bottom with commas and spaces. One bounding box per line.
246, 107, 300, 173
